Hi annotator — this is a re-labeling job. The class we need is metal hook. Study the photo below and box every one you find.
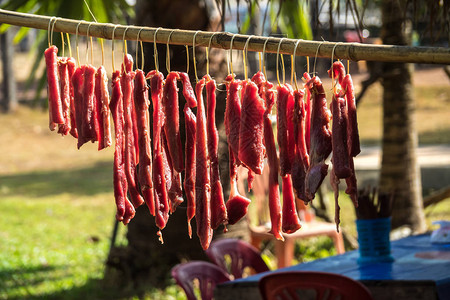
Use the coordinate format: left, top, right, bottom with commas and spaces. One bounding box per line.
166, 29, 176, 73
86, 22, 94, 65
153, 27, 162, 72
192, 30, 200, 82
206, 32, 217, 76
243, 35, 253, 81
262, 37, 270, 79
136, 28, 145, 71
47, 16, 56, 48
228, 33, 237, 77
75, 20, 84, 67
111, 24, 119, 71
292, 39, 302, 90
276, 38, 286, 86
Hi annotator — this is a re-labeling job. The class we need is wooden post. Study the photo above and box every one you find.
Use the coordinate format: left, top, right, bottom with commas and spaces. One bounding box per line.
0, 29, 17, 112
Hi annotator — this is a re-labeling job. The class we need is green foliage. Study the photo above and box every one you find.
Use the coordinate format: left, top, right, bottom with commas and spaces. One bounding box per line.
276, 0, 312, 40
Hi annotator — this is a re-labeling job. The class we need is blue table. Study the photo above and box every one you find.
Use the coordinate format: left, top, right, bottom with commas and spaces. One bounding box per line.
215, 234, 450, 300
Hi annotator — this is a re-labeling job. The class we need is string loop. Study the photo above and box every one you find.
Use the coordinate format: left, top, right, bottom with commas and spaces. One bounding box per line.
292, 39, 301, 90
243, 35, 253, 81
136, 28, 145, 70
86, 22, 94, 65
75, 20, 84, 67
206, 32, 217, 76
166, 29, 176, 73
276, 38, 286, 86
228, 34, 237, 76
47, 16, 56, 47
153, 27, 162, 72
111, 24, 119, 71
262, 38, 270, 79
192, 30, 200, 82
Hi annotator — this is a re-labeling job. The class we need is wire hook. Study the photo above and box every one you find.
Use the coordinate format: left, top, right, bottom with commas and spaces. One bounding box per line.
206, 32, 217, 76
276, 38, 286, 86
153, 27, 162, 72
292, 39, 301, 90
47, 16, 56, 48
243, 35, 253, 81
136, 28, 145, 70
228, 34, 237, 77
75, 20, 84, 67
111, 24, 119, 71
262, 37, 270, 79
313, 40, 325, 77
86, 22, 94, 65
192, 30, 200, 82
166, 29, 176, 73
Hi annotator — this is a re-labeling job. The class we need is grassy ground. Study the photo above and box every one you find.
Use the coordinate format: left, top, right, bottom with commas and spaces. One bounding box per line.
0, 68, 449, 299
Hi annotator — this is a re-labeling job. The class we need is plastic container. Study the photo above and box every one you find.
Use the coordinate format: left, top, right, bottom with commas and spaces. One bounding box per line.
356, 217, 394, 264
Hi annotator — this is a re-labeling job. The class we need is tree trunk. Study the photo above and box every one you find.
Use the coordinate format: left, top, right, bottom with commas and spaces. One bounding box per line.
1, 29, 17, 112
105, 0, 248, 290
379, 0, 426, 233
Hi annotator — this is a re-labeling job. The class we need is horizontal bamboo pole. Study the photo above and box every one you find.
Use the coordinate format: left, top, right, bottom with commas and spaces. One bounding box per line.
1, 9, 449, 65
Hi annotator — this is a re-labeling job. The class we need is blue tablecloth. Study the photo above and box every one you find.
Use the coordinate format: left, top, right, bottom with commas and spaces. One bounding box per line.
218, 234, 450, 300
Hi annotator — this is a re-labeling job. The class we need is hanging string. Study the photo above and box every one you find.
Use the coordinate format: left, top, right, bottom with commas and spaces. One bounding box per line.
192, 30, 200, 82
228, 34, 237, 76
185, 45, 189, 74
153, 27, 162, 72
47, 17, 56, 47
66, 32, 72, 58
313, 40, 325, 77
258, 52, 262, 72
136, 28, 145, 70
100, 37, 105, 67
206, 32, 217, 76
165, 29, 176, 73
122, 26, 130, 60
347, 60, 350, 75
292, 39, 301, 90
276, 37, 286, 86
262, 38, 269, 79
111, 25, 119, 71
75, 21, 83, 67
86, 22, 94, 65
60, 32, 65, 57
243, 35, 253, 81
307, 56, 310, 74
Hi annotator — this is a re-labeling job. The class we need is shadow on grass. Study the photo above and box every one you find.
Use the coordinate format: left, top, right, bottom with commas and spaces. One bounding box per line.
0, 161, 113, 198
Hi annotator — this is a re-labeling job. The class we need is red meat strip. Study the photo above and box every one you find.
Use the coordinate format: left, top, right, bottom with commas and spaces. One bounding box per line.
163, 72, 184, 172
122, 54, 139, 160
277, 84, 295, 176
162, 132, 184, 212
205, 76, 227, 229
184, 105, 196, 238
72, 65, 87, 148
327, 61, 346, 86
95, 66, 112, 150
281, 174, 301, 234
238, 81, 266, 174
110, 70, 135, 224
134, 69, 155, 216
44, 46, 64, 127
224, 74, 242, 160
330, 168, 341, 231
178, 72, 197, 107
305, 76, 332, 201
345, 158, 358, 207
252, 71, 283, 240
303, 72, 312, 153
331, 91, 351, 178
195, 78, 213, 249
291, 89, 310, 202
121, 59, 144, 209
82, 64, 98, 145
57, 58, 71, 136
342, 74, 361, 157
148, 70, 170, 230
66, 57, 78, 139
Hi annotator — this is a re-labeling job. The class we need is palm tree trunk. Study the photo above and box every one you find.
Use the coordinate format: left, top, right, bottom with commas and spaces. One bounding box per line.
379, 0, 426, 233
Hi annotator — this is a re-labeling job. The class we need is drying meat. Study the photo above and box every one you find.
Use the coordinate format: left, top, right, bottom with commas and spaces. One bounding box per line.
83, 65, 98, 143
252, 71, 283, 241
238, 80, 266, 174
121, 56, 144, 209
178, 72, 197, 107
162, 133, 184, 212
184, 105, 196, 238
342, 74, 361, 157
303, 72, 312, 153
328, 61, 345, 86
291, 89, 310, 202
45, 46, 64, 128
134, 69, 154, 216
148, 70, 170, 230
305, 76, 332, 201
110, 70, 135, 224
205, 75, 227, 229
66, 57, 78, 139
331, 91, 351, 178
95, 66, 112, 150
163, 72, 184, 173
71, 65, 86, 148
195, 78, 213, 249
330, 168, 341, 231
277, 83, 295, 176
57, 58, 71, 136
224, 74, 241, 160
281, 174, 301, 234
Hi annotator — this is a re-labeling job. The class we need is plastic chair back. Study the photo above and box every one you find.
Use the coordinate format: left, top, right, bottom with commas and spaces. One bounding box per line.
259, 271, 373, 300
205, 238, 270, 279
171, 261, 231, 300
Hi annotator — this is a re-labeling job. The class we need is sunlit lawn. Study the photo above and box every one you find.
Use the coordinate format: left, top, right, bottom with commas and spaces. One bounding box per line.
0, 70, 449, 299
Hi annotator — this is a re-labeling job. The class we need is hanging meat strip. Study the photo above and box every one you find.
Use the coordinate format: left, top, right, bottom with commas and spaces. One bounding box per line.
277, 84, 295, 176
95, 66, 112, 150
121, 56, 144, 209
110, 70, 135, 225
83, 65, 98, 144
305, 76, 332, 201
163, 72, 184, 173
184, 105, 196, 238
179, 72, 197, 107
342, 74, 361, 157
252, 71, 283, 241
57, 58, 71, 136
328, 61, 346, 86
134, 69, 154, 216
66, 57, 78, 139
291, 89, 310, 202
331, 91, 351, 178
281, 174, 301, 233
330, 168, 341, 231
162, 131, 184, 212
195, 78, 213, 249
72, 65, 87, 148
238, 81, 266, 174
148, 70, 170, 230
204, 75, 227, 229
303, 73, 312, 153
44, 46, 64, 128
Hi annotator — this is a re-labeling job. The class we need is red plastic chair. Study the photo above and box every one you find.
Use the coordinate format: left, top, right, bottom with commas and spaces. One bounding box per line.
205, 238, 270, 279
259, 271, 374, 300
171, 261, 231, 300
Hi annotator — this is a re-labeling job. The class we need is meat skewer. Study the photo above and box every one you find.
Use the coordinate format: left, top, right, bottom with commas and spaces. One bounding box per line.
252, 71, 283, 240
163, 72, 184, 173
44, 46, 64, 128
95, 66, 112, 150
121, 55, 144, 208
205, 75, 227, 229
195, 78, 213, 249
110, 70, 135, 225
134, 69, 155, 216
148, 70, 170, 230
57, 58, 71, 136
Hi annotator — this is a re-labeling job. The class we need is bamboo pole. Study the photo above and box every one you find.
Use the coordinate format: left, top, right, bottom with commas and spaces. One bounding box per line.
0, 9, 449, 65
